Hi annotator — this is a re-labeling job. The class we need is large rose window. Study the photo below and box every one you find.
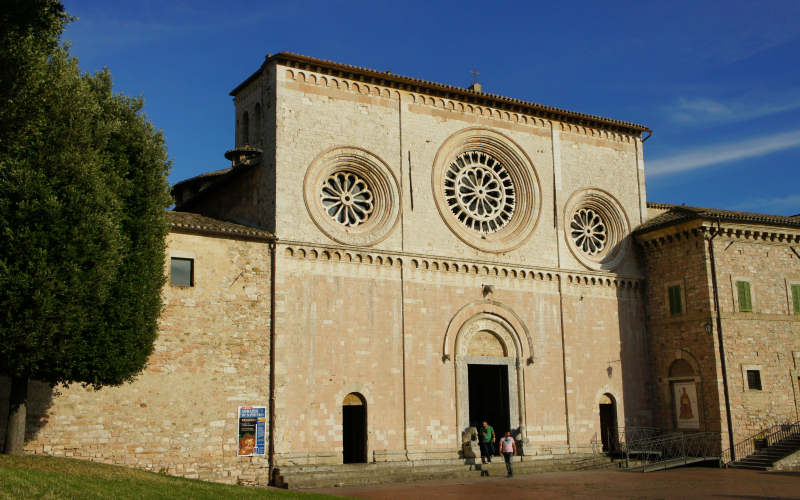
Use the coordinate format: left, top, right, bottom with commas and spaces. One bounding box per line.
431, 128, 541, 253
444, 152, 515, 234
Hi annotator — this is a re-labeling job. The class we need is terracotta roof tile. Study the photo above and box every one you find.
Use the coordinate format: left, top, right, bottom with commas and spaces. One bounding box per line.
636, 202, 800, 234
167, 211, 273, 241
232, 52, 651, 135
172, 167, 233, 189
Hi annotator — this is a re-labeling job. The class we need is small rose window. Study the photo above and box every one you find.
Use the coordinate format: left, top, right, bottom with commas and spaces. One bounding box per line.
570, 208, 607, 255
320, 171, 374, 227
563, 189, 630, 270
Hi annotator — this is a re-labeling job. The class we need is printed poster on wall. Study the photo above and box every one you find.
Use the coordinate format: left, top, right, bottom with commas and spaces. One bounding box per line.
673, 382, 699, 430
237, 406, 266, 456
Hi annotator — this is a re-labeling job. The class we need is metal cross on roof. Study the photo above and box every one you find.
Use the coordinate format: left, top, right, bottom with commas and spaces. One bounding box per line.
470, 67, 480, 84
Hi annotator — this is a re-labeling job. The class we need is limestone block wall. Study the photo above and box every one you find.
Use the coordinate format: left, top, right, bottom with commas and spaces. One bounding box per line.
273, 246, 405, 465
400, 267, 568, 456
275, 242, 648, 463
233, 72, 270, 149
711, 234, 800, 441
9, 231, 272, 485
722, 317, 799, 440
259, 63, 650, 463
560, 279, 649, 449
271, 64, 646, 277
639, 224, 800, 448
185, 165, 275, 232
638, 230, 725, 436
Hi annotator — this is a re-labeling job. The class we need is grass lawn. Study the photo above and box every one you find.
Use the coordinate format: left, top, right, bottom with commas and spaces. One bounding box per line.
0, 455, 341, 499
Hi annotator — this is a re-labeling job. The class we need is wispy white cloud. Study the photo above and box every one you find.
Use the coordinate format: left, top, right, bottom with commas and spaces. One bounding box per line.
733, 193, 800, 215
646, 129, 800, 177
667, 93, 800, 126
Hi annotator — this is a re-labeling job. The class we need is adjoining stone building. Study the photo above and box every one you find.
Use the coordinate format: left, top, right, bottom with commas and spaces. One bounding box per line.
635, 203, 800, 456
1, 52, 797, 485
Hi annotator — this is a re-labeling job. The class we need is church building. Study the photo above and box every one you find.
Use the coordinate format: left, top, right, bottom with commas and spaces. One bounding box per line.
2, 52, 798, 486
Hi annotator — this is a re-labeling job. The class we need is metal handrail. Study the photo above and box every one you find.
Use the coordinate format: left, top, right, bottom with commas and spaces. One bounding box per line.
611, 428, 720, 471
626, 432, 720, 471
609, 426, 669, 454
720, 421, 800, 466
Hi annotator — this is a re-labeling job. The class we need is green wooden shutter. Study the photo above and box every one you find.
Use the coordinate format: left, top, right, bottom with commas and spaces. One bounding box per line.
792, 284, 800, 314
737, 281, 752, 312
668, 285, 682, 315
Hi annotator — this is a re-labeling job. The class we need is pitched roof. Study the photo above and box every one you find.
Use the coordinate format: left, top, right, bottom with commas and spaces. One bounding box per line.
167, 211, 273, 241
636, 202, 800, 235
171, 167, 233, 190
232, 52, 651, 136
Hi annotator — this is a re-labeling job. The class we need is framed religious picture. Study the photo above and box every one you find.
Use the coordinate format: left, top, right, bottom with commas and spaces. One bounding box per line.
672, 382, 699, 430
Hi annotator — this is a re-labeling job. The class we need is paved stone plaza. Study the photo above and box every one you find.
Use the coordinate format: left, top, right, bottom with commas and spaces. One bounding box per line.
311, 468, 800, 499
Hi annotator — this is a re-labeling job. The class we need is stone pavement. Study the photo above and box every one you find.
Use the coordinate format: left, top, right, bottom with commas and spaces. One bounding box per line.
310, 467, 800, 499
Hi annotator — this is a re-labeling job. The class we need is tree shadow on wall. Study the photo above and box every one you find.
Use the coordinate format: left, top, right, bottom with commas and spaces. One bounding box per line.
0, 376, 55, 450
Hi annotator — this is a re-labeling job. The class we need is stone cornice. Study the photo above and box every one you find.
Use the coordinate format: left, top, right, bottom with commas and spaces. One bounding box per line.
232, 52, 650, 137
636, 219, 800, 249
277, 240, 643, 290
719, 311, 800, 322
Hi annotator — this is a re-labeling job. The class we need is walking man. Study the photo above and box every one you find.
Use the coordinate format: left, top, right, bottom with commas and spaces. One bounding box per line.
500, 431, 517, 477
479, 421, 495, 463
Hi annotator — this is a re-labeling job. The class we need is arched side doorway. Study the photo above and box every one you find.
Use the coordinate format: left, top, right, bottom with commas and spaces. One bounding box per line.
668, 358, 700, 431
342, 393, 367, 464
454, 314, 526, 445
598, 393, 618, 452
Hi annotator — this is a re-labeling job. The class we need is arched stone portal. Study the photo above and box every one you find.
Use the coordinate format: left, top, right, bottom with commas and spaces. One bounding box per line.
454, 313, 526, 449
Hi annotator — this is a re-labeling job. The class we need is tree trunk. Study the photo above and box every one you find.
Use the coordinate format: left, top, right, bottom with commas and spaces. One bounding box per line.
4, 376, 28, 455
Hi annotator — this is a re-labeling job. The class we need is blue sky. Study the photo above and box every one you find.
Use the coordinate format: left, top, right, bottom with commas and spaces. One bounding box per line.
61, 0, 800, 215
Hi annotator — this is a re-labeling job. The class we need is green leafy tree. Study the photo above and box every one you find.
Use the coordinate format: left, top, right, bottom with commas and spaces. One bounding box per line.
0, 1, 172, 454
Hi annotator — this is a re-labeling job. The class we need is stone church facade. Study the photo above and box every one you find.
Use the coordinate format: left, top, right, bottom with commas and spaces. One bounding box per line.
1, 53, 798, 485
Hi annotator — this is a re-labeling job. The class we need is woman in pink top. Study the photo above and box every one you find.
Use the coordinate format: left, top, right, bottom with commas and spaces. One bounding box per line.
499, 431, 517, 477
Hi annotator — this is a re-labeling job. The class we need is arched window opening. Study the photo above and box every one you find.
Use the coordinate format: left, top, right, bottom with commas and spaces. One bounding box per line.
254, 103, 262, 146
669, 359, 694, 378
241, 111, 250, 145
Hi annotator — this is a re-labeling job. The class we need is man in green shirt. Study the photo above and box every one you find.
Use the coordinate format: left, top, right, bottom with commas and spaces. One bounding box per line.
480, 421, 496, 463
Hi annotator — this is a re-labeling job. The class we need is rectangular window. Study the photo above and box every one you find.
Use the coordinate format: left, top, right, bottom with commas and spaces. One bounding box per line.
746, 369, 762, 391
736, 281, 752, 312
170, 257, 194, 287
792, 284, 800, 314
668, 285, 683, 315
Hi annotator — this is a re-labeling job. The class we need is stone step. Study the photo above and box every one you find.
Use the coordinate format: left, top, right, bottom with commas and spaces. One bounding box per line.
729, 464, 769, 471
280, 455, 618, 489
737, 459, 776, 466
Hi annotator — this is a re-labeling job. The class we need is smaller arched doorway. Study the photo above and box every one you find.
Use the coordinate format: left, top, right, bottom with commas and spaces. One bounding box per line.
342, 393, 367, 464
598, 393, 618, 452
